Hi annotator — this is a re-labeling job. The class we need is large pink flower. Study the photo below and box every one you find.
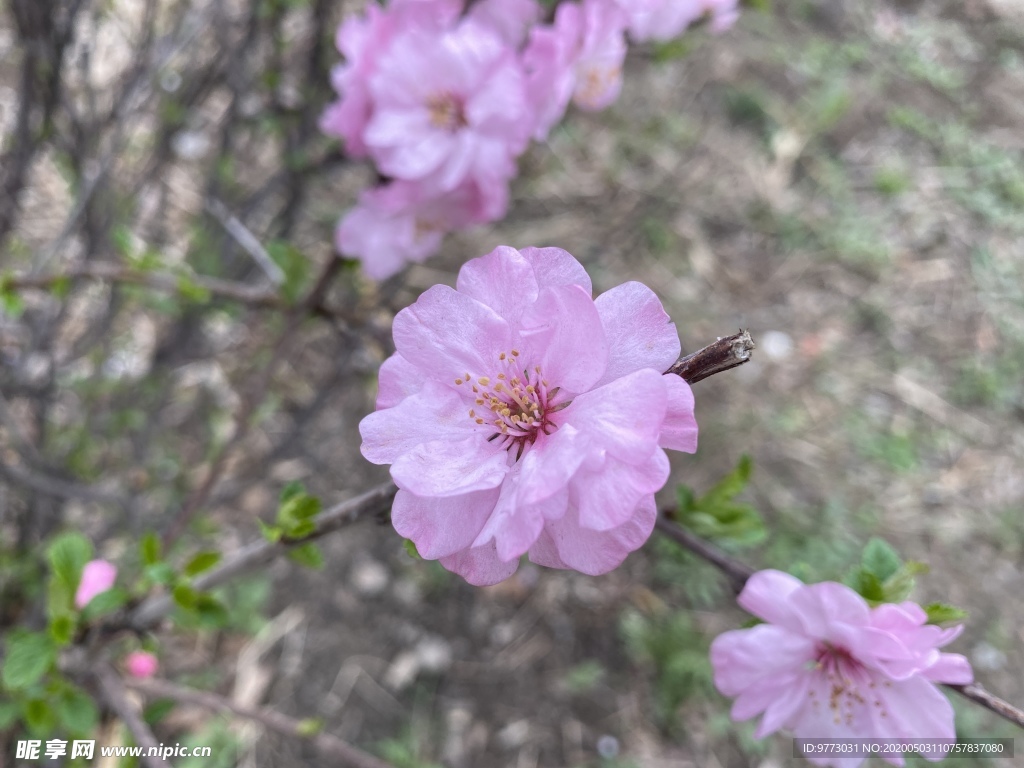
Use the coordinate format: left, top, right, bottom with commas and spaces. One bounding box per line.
618, 0, 740, 41
360, 246, 697, 585
710, 570, 974, 767
363, 18, 530, 194
74, 559, 117, 609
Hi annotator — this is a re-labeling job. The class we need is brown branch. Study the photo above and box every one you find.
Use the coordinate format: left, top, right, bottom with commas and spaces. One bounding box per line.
653, 513, 1024, 732
125, 677, 394, 768
949, 683, 1024, 730
129, 481, 397, 628
666, 329, 755, 384
94, 663, 174, 768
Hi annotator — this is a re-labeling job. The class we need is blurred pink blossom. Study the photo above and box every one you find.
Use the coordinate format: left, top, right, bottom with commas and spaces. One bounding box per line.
710, 570, 973, 767
360, 245, 697, 585
363, 18, 529, 193
467, 0, 541, 46
619, 0, 740, 40
125, 651, 159, 679
74, 559, 117, 609
336, 179, 507, 280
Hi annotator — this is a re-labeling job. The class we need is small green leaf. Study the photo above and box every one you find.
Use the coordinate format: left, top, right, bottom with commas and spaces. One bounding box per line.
183, 551, 221, 578
861, 538, 901, 582
258, 520, 283, 543
143, 699, 176, 726
3, 632, 57, 690
176, 275, 211, 304
287, 543, 324, 570
49, 614, 76, 646
141, 532, 161, 566
279, 480, 304, 504
50, 275, 72, 299
0, 701, 20, 729
924, 602, 968, 626
144, 562, 175, 586
1, 287, 24, 318
80, 587, 128, 621
46, 532, 94, 590
172, 584, 198, 610
23, 699, 55, 734
845, 569, 885, 603
193, 594, 229, 627
57, 686, 99, 734
296, 718, 323, 736
881, 561, 929, 603
403, 539, 421, 559
267, 241, 310, 302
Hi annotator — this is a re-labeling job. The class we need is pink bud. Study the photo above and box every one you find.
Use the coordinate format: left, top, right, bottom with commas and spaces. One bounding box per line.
125, 651, 159, 679
74, 559, 117, 609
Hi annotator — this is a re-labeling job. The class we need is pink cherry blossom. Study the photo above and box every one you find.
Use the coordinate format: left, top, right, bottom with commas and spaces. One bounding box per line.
337, 178, 507, 280
467, 0, 541, 46
363, 18, 529, 194
74, 559, 117, 609
360, 245, 698, 585
710, 570, 974, 767
125, 651, 159, 679
618, 0, 740, 41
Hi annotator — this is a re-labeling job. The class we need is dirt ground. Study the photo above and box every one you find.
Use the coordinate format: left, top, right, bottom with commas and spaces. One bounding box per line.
4, 0, 1024, 766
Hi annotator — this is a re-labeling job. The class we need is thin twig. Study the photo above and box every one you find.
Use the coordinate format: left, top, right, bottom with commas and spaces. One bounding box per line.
94, 663, 174, 768
130, 481, 397, 628
666, 329, 755, 383
125, 677, 394, 768
653, 514, 1024, 731
205, 198, 286, 287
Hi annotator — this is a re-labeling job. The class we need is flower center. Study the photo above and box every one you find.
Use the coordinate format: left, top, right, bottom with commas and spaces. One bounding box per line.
426, 91, 467, 132
454, 350, 569, 460
807, 642, 891, 727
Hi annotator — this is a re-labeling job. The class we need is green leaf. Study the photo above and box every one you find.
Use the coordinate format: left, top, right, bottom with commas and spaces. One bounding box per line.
258, 520, 283, 543
50, 275, 72, 299
57, 686, 99, 734
287, 543, 324, 570
80, 587, 128, 621
0, 701, 20, 729
46, 532, 94, 590
296, 718, 323, 736
845, 569, 885, 603
176, 275, 211, 304
672, 457, 764, 547
279, 480, 304, 504
145, 562, 175, 586
1, 286, 24, 318
3, 632, 57, 690
23, 699, 55, 734
141, 532, 161, 566
861, 538, 901, 582
702, 455, 752, 507
924, 602, 968, 626
48, 614, 76, 646
881, 561, 929, 603
183, 551, 221, 578
193, 593, 229, 628
403, 539, 421, 559
143, 699, 176, 726
172, 584, 198, 610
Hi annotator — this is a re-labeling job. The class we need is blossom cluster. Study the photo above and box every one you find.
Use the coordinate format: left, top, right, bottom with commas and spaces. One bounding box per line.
711, 570, 973, 767
321, 0, 740, 279
359, 245, 697, 584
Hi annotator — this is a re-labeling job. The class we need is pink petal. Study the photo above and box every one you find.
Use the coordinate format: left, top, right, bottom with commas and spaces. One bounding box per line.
359, 381, 480, 465
515, 425, 587, 506
554, 368, 667, 461
455, 245, 539, 325
440, 540, 520, 586
710, 624, 815, 697
570, 447, 669, 531
659, 374, 698, 452
593, 281, 681, 387
375, 353, 425, 409
923, 652, 972, 684
391, 436, 509, 497
519, 284, 609, 393
125, 651, 159, 679
789, 580, 872, 639
531, 494, 656, 575
736, 569, 808, 631
392, 488, 500, 560
519, 246, 593, 295
75, 560, 118, 609
472, 462, 569, 561
392, 284, 513, 385
871, 675, 957, 741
